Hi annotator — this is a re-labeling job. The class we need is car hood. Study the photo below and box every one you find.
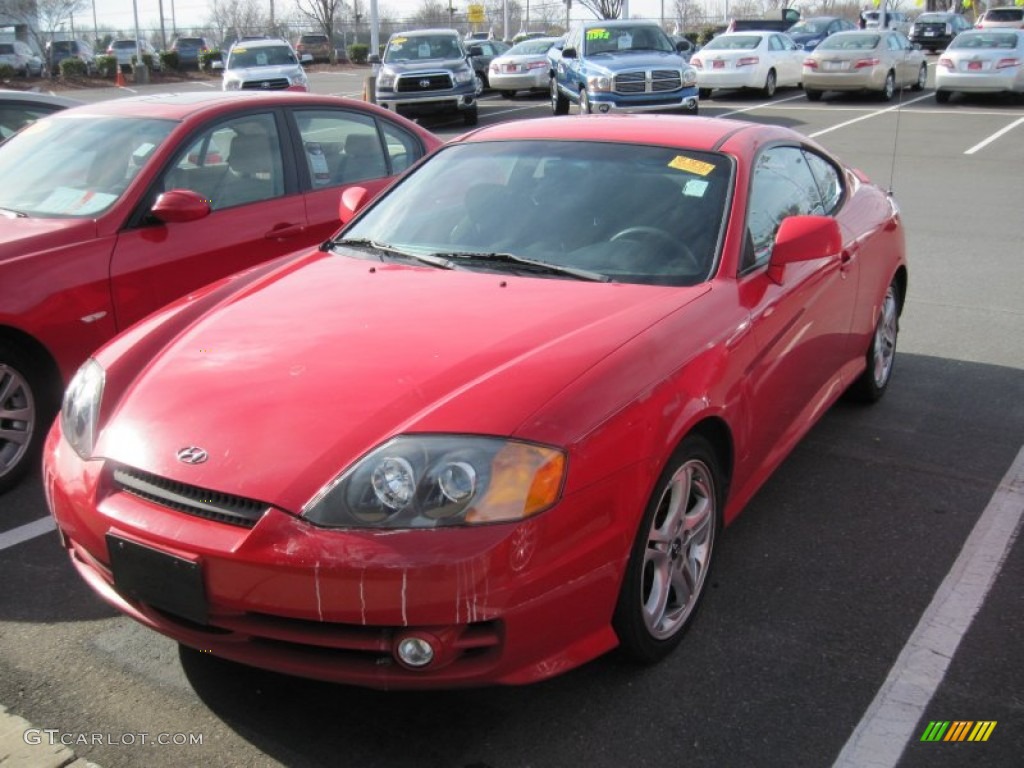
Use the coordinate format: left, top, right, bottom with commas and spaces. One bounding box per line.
96, 251, 708, 511
382, 57, 469, 74
0, 216, 96, 262
225, 64, 303, 79
585, 50, 688, 73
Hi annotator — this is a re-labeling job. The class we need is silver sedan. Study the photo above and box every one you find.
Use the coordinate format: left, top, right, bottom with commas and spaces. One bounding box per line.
803, 30, 928, 101
488, 37, 563, 98
935, 29, 1024, 102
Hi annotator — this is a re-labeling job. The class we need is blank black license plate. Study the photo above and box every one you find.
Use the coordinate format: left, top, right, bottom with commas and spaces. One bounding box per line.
107, 535, 208, 625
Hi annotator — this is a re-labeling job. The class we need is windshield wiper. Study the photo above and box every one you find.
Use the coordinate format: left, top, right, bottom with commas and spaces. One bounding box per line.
330, 237, 456, 270
429, 251, 609, 282
0, 207, 27, 218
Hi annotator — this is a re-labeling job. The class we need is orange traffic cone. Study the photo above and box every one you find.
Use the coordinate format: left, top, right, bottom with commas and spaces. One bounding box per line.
116, 68, 126, 87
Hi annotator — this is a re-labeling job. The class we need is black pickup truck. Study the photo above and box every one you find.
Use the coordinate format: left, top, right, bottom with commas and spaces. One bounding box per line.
725, 8, 800, 34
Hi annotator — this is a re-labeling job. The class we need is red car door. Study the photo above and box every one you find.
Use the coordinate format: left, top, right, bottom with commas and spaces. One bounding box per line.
109, 111, 309, 331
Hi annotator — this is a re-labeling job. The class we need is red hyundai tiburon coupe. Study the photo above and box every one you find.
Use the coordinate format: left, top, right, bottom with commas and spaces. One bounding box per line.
45, 115, 908, 689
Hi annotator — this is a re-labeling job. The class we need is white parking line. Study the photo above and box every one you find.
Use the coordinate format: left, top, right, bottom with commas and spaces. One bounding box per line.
809, 93, 933, 138
965, 116, 1024, 155
0, 516, 56, 552
832, 443, 1024, 768
718, 92, 805, 117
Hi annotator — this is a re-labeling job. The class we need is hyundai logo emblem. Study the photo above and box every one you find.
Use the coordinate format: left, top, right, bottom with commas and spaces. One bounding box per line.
177, 446, 209, 464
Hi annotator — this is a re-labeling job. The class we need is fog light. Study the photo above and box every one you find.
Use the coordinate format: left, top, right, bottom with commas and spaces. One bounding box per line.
599, 104, 611, 113
396, 636, 435, 668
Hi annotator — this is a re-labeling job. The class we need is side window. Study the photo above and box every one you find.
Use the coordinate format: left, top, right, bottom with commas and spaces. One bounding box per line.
294, 109, 390, 187
769, 35, 782, 51
743, 146, 826, 272
801, 150, 843, 215
164, 112, 283, 211
380, 121, 425, 174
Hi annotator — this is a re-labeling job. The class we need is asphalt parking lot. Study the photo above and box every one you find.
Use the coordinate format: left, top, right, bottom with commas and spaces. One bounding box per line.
1, 67, 1022, 767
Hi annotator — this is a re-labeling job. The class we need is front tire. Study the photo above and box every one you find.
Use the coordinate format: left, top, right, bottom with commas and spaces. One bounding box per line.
879, 70, 895, 101
698, 87, 712, 99
613, 435, 722, 663
847, 281, 900, 403
913, 63, 927, 91
500, 90, 515, 99
805, 88, 823, 101
550, 77, 569, 115
0, 341, 57, 493
578, 87, 592, 114
935, 89, 951, 104
762, 69, 777, 98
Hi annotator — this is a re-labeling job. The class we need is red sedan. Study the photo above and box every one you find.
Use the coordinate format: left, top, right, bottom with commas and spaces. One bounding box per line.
44, 116, 908, 689
0, 91, 440, 491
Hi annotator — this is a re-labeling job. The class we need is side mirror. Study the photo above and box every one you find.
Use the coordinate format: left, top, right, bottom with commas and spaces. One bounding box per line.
339, 186, 369, 225
561, 46, 577, 59
151, 189, 211, 223
675, 40, 693, 53
767, 215, 842, 284
368, 53, 381, 65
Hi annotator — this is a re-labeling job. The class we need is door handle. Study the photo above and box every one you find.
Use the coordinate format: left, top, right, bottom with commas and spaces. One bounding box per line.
264, 223, 305, 240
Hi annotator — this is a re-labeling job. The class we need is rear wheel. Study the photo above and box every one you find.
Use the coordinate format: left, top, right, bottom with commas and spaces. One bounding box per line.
762, 69, 777, 98
698, 87, 712, 99
879, 70, 895, 101
913, 63, 927, 91
847, 281, 900, 403
500, 90, 516, 99
550, 77, 569, 115
805, 88, 823, 101
613, 435, 722, 663
935, 89, 951, 104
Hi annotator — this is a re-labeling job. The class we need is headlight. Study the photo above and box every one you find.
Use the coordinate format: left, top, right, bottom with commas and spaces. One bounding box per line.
376, 67, 397, 88
586, 74, 612, 92
303, 435, 566, 529
61, 359, 104, 460
681, 66, 697, 87
289, 71, 308, 86
453, 66, 475, 85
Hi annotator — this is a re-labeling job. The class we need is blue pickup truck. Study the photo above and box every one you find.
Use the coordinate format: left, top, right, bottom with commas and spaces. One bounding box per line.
550, 20, 699, 115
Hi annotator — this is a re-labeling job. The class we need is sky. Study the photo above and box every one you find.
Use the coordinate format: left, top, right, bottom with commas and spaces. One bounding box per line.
82, 0, 705, 36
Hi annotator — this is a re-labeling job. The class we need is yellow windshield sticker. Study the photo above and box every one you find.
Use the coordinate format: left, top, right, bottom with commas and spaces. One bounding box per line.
233, 47, 247, 53
392, 37, 407, 44
586, 29, 610, 40
669, 156, 716, 176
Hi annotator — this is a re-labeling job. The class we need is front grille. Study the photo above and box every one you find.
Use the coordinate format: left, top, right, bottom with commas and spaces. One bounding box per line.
241, 77, 291, 90
396, 72, 453, 92
112, 466, 269, 528
613, 69, 683, 94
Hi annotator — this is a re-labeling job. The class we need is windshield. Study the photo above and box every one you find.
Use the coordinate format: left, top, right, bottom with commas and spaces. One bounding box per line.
950, 31, 1019, 49
0, 114, 174, 217
384, 35, 464, 62
342, 140, 732, 287
789, 21, 828, 35
987, 9, 1023, 21
583, 26, 674, 55
227, 45, 297, 68
818, 34, 880, 51
703, 35, 763, 51
507, 38, 559, 56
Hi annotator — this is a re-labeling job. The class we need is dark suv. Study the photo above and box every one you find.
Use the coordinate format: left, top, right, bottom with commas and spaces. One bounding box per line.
296, 34, 332, 63
46, 39, 96, 76
170, 36, 210, 69
908, 13, 972, 52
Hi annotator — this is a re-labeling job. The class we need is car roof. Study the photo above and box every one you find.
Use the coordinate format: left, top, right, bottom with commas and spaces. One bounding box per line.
45, 92, 367, 121
231, 37, 290, 49
455, 114, 772, 152
391, 29, 460, 38
579, 19, 661, 27
0, 89, 82, 108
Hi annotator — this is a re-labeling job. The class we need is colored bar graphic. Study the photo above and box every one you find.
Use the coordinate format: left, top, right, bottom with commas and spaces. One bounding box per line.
920, 721, 950, 741
920, 720, 997, 742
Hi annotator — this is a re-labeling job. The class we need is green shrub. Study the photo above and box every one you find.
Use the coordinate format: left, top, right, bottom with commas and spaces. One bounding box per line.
348, 43, 369, 65
697, 26, 723, 46
0, 63, 14, 79
95, 54, 118, 77
198, 49, 222, 70
138, 52, 159, 70
59, 58, 88, 78
161, 51, 179, 71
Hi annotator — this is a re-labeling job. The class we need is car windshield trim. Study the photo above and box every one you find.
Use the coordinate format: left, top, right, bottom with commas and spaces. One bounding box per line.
332, 237, 456, 270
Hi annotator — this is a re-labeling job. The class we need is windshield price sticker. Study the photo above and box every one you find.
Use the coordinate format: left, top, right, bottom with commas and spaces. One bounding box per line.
586, 29, 611, 41
668, 156, 716, 176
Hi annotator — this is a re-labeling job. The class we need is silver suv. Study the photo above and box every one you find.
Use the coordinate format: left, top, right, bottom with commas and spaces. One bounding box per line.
220, 38, 310, 91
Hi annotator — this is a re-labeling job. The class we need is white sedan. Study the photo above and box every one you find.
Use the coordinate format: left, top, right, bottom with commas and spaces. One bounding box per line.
488, 36, 563, 98
691, 31, 804, 98
935, 29, 1024, 103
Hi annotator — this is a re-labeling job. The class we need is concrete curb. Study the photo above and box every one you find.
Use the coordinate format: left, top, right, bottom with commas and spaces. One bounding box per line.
0, 705, 101, 767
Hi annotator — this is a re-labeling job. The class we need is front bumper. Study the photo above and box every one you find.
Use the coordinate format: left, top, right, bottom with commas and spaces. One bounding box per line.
43, 425, 633, 689
587, 85, 699, 113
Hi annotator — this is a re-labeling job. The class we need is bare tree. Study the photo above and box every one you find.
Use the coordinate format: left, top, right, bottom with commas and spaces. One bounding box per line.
3, 0, 89, 53
208, 0, 272, 46
575, 0, 624, 20
410, 0, 452, 27
295, 0, 346, 60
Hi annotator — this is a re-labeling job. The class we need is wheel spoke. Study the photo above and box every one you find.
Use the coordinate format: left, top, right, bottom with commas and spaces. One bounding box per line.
642, 547, 672, 629
0, 371, 18, 405
0, 426, 30, 446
